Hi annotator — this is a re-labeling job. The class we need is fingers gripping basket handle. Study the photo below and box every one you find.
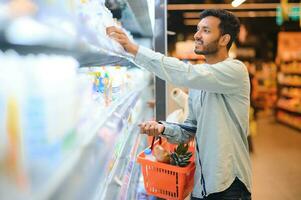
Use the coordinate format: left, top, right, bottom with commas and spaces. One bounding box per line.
150, 136, 162, 150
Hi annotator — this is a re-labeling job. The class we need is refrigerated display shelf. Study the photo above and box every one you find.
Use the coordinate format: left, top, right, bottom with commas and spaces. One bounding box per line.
119, 134, 142, 200
124, 154, 143, 200
78, 90, 140, 148
36, 86, 147, 200
0, 0, 154, 68
121, 89, 154, 200
52, 94, 144, 200
98, 122, 141, 200
0, 8, 133, 68
94, 98, 141, 196
97, 85, 154, 200
0, 82, 148, 200
118, 137, 142, 200
0, 40, 133, 67
0, 1, 156, 199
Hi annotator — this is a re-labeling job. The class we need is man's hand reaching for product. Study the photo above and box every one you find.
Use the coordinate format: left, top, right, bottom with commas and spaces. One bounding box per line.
138, 121, 165, 136
106, 26, 139, 56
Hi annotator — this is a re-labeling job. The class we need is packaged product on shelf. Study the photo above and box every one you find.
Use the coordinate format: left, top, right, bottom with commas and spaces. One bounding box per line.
0, 51, 82, 193
86, 67, 111, 105
277, 98, 301, 113
277, 111, 301, 130
75, 0, 131, 54
0, 0, 37, 20
86, 66, 132, 105
281, 88, 301, 98
0, 54, 7, 162
0, 50, 28, 187
280, 61, 301, 74
0, 91, 6, 162
23, 55, 79, 153
279, 74, 301, 86
108, 66, 125, 101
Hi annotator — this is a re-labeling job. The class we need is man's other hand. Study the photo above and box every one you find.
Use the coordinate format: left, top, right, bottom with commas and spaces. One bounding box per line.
138, 121, 165, 136
106, 26, 139, 56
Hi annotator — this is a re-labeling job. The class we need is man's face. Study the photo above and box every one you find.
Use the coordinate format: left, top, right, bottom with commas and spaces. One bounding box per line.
194, 16, 222, 55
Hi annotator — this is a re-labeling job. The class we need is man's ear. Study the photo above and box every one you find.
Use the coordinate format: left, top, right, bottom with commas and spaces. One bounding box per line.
220, 34, 231, 47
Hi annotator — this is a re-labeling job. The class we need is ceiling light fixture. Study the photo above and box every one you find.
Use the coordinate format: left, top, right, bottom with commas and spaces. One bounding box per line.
231, 0, 246, 8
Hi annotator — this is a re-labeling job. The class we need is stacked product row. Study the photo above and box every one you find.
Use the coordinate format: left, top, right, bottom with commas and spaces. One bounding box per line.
0, 50, 152, 199
277, 61, 301, 130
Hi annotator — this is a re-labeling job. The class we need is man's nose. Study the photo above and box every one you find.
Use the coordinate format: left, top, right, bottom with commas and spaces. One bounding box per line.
194, 31, 201, 40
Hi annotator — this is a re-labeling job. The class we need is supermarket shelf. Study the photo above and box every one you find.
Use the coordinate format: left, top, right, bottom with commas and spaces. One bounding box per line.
276, 118, 301, 132
97, 86, 153, 200
280, 71, 301, 75
0, 90, 136, 200
0, 40, 134, 67
0, 11, 136, 68
33, 84, 147, 200
0, 2, 154, 200
122, 89, 154, 200
118, 134, 142, 200
276, 106, 301, 115
279, 83, 301, 87
98, 122, 141, 200
281, 59, 301, 63
0, 0, 155, 68
280, 93, 301, 99
121, 135, 145, 200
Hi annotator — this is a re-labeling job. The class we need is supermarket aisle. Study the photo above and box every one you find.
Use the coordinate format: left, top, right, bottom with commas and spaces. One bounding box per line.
252, 116, 301, 200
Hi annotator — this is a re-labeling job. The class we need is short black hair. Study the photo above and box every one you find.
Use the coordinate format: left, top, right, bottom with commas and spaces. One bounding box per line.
200, 9, 240, 50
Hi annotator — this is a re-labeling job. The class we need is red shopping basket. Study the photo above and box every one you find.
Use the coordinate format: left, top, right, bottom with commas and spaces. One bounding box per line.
137, 137, 195, 200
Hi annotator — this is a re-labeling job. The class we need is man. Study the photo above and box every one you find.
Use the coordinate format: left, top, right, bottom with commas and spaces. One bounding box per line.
107, 9, 251, 200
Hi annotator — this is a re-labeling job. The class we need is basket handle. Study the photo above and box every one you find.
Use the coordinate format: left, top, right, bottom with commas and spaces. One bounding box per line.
150, 136, 162, 150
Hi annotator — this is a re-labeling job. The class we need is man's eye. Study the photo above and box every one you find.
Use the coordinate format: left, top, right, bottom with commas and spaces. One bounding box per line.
204, 29, 210, 33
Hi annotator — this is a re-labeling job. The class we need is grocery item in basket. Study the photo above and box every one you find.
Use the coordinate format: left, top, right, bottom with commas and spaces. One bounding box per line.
153, 145, 170, 163
137, 141, 196, 200
144, 148, 156, 161
170, 143, 192, 167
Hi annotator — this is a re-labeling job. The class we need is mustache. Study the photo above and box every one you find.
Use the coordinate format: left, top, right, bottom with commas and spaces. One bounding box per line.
195, 40, 203, 45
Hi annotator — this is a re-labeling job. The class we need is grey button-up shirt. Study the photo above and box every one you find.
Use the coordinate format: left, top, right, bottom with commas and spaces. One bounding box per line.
134, 46, 252, 198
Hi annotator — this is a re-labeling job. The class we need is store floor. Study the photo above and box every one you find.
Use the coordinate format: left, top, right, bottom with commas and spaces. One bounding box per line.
251, 115, 301, 200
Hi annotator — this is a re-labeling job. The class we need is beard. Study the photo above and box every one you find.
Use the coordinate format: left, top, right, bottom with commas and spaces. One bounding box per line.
194, 38, 220, 55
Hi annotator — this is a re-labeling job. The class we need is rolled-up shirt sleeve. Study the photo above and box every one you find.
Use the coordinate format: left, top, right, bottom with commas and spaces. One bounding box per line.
134, 46, 248, 94
159, 92, 197, 144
